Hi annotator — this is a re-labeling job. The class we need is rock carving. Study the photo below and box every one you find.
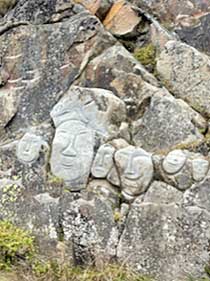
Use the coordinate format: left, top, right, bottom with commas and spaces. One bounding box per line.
91, 144, 115, 178
162, 149, 186, 175
16, 132, 43, 164
50, 99, 96, 190
115, 146, 154, 197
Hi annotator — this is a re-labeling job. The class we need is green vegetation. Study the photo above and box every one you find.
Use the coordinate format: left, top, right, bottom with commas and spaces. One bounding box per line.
0, 221, 154, 281
0, 0, 16, 16
133, 44, 156, 71
0, 220, 35, 270
31, 262, 153, 281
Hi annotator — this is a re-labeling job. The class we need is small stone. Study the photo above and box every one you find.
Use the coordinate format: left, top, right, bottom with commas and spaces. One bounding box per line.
103, 1, 141, 37
192, 158, 209, 182
162, 150, 187, 175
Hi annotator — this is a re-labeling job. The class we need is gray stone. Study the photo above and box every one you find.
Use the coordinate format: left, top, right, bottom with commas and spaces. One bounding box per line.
184, 177, 210, 212
192, 158, 209, 182
87, 179, 120, 208
63, 196, 118, 266
0, 88, 18, 130
143, 181, 183, 204
157, 40, 210, 117
162, 150, 186, 175
115, 146, 154, 197
117, 202, 210, 281
132, 93, 204, 152
175, 13, 210, 55
91, 144, 115, 178
0, 11, 115, 133
107, 166, 121, 187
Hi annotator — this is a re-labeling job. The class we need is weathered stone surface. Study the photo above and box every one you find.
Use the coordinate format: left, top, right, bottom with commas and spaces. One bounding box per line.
157, 40, 210, 118
143, 181, 183, 204
115, 146, 153, 197
103, 1, 141, 37
77, 44, 159, 95
184, 177, 210, 212
4, 0, 79, 24
175, 13, 210, 54
63, 196, 118, 266
117, 202, 210, 281
130, 0, 210, 23
132, 93, 203, 152
87, 179, 120, 208
0, 12, 115, 133
0, 88, 18, 130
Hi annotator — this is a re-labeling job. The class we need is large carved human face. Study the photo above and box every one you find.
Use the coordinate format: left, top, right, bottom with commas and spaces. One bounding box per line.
91, 144, 115, 178
115, 146, 153, 196
17, 133, 43, 164
50, 120, 95, 188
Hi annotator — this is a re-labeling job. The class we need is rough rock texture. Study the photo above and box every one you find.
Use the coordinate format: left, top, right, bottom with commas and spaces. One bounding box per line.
117, 202, 210, 281
157, 40, 210, 118
0, 0, 210, 280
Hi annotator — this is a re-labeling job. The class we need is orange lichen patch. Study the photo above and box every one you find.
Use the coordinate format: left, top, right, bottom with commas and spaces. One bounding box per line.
73, 0, 101, 14
103, 0, 125, 27
103, 1, 140, 35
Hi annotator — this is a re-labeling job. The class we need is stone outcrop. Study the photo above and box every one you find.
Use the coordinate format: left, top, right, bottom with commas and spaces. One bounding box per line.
0, 0, 210, 280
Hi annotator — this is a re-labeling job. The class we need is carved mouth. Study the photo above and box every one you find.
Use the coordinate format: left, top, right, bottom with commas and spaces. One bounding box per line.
124, 173, 140, 180
62, 163, 74, 168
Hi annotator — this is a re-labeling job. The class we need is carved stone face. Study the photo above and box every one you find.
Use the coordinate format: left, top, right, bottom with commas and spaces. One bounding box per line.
162, 150, 186, 174
50, 120, 95, 188
115, 146, 154, 196
91, 144, 115, 178
17, 133, 43, 164
192, 158, 209, 182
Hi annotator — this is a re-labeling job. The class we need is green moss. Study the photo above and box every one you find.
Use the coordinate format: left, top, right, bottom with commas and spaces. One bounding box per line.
133, 44, 156, 71
0, 220, 35, 270
114, 211, 122, 222
32, 262, 154, 281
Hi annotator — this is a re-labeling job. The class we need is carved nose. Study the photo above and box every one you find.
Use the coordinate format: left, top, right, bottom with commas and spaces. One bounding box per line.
124, 157, 134, 175
63, 143, 77, 156
24, 144, 31, 153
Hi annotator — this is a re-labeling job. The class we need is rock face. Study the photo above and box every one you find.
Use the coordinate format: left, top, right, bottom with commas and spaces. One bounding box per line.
0, 0, 210, 280
157, 40, 210, 118
117, 201, 210, 281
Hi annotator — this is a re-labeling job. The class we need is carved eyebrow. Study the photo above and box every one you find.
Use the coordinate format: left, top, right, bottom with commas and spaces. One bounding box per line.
77, 131, 90, 136
119, 152, 146, 158
57, 129, 69, 133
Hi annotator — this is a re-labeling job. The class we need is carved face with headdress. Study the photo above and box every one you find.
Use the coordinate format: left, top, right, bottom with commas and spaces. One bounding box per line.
50, 100, 96, 190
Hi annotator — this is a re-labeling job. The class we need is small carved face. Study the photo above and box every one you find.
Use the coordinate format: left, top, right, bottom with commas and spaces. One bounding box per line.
91, 144, 115, 178
17, 133, 43, 164
162, 150, 186, 174
115, 146, 153, 196
50, 120, 95, 185
192, 158, 209, 182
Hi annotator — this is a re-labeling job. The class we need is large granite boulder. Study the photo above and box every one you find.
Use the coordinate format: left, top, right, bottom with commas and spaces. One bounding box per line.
117, 201, 210, 281
157, 40, 210, 118
62, 195, 118, 266
132, 93, 204, 152
0, 11, 115, 134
